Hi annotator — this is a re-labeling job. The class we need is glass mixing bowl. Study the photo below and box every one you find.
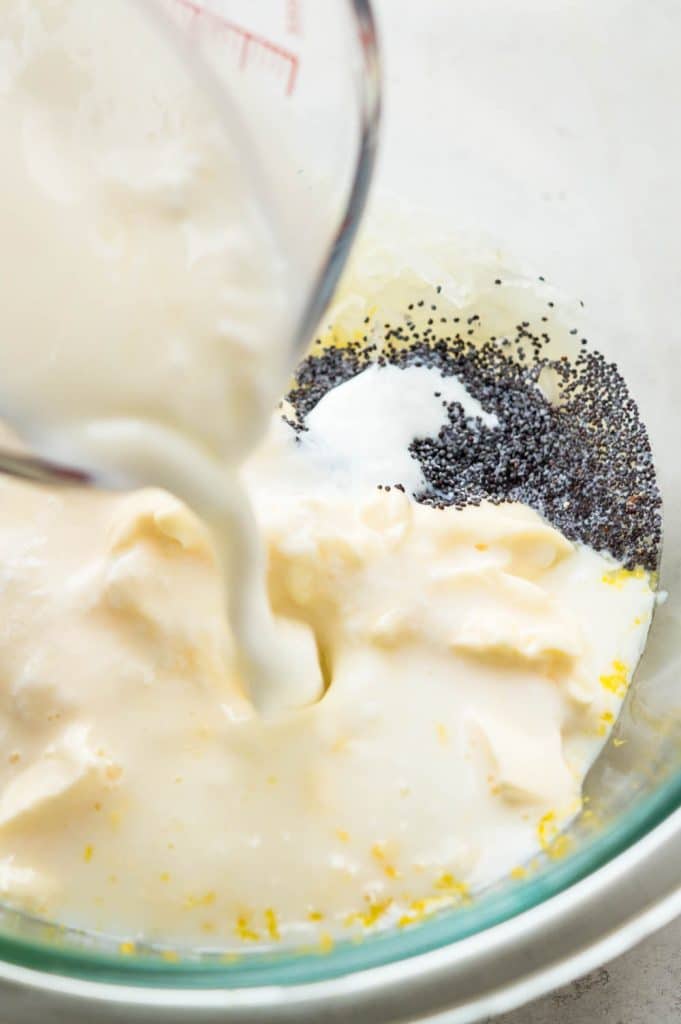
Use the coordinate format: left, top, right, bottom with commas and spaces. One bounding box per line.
0, 1, 679, 1022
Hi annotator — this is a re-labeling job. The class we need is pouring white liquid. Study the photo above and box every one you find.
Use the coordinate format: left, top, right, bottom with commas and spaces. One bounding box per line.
0, 0, 322, 713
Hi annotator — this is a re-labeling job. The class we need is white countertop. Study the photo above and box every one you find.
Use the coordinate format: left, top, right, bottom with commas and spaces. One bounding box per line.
489, 916, 681, 1024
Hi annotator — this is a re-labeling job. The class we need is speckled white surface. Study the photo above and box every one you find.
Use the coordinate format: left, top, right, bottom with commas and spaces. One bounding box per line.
487, 915, 681, 1024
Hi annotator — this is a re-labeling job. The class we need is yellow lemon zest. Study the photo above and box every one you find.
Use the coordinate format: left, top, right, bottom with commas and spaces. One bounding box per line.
537, 810, 573, 859
434, 872, 469, 899
235, 912, 260, 942
265, 908, 280, 941
184, 890, 216, 910
344, 897, 392, 929
601, 567, 647, 589
598, 709, 615, 736
599, 660, 629, 697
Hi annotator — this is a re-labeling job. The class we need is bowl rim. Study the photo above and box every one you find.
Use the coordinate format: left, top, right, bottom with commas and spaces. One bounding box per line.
0, 796, 678, 1024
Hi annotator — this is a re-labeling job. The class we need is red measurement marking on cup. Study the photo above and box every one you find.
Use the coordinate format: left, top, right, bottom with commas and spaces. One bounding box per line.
285, 0, 301, 36
172, 0, 299, 95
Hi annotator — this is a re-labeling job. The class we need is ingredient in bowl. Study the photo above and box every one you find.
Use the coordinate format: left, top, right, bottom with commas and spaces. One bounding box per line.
0, 345, 656, 948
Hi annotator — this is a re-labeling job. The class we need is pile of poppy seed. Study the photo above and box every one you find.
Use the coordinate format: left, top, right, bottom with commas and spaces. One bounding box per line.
285, 284, 662, 570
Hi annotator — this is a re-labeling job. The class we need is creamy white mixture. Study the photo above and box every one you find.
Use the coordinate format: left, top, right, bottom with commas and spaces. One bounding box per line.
0, 0, 656, 951
0, 366, 654, 947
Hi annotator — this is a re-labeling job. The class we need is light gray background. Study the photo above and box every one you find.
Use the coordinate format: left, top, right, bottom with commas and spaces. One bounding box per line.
488, 917, 680, 1024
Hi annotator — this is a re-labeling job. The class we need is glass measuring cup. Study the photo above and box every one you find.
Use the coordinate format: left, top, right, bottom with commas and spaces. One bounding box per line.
0, 0, 380, 486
